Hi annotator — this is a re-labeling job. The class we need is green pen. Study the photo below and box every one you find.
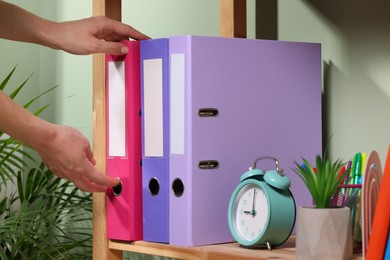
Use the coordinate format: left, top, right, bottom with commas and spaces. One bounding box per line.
353, 152, 362, 184
349, 153, 358, 184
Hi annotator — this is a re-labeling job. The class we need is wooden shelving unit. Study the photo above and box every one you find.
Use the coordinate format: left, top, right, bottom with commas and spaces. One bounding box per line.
91, 1, 362, 259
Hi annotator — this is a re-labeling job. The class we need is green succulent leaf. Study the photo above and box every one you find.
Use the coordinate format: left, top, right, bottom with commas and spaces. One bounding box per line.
293, 154, 347, 208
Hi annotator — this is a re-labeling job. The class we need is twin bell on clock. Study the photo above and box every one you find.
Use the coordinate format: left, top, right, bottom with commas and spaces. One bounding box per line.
228, 156, 296, 250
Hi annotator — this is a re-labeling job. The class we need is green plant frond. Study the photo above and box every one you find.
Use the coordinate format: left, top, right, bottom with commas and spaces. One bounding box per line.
293, 159, 318, 203
319, 159, 332, 207
302, 159, 319, 191
8, 73, 33, 100
0, 68, 92, 258
25, 168, 38, 203
315, 154, 324, 175
0, 66, 17, 91
0, 154, 24, 173
0, 196, 9, 213
0, 166, 16, 186
0, 148, 30, 169
0, 138, 36, 182
23, 85, 58, 110
293, 153, 348, 208
16, 170, 25, 204
0, 249, 7, 260
33, 103, 52, 117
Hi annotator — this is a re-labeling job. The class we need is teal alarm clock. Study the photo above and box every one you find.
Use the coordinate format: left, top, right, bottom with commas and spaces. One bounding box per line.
228, 156, 296, 249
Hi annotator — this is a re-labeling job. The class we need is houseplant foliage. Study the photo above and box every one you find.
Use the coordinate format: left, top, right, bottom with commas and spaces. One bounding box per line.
292, 154, 348, 208
292, 153, 353, 260
0, 67, 93, 259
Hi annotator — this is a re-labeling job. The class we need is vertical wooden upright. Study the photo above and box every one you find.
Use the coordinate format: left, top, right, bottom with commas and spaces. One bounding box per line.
92, 0, 122, 259
220, 0, 247, 38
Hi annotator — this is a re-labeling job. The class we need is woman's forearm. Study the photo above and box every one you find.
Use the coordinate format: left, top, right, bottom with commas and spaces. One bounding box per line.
0, 90, 55, 149
0, 1, 58, 48
0, 0, 149, 55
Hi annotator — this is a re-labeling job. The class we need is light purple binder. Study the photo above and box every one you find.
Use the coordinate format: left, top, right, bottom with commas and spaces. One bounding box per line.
140, 38, 170, 243
169, 36, 322, 246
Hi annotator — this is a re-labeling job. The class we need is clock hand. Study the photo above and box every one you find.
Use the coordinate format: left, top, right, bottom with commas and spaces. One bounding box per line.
251, 188, 257, 216
244, 189, 256, 216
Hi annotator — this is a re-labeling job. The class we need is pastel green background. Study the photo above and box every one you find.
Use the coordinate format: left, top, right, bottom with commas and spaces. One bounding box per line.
0, 1, 389, 257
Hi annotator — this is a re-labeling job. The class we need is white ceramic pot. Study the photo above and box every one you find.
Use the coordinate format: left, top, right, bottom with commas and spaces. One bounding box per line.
296, 206, 353, 260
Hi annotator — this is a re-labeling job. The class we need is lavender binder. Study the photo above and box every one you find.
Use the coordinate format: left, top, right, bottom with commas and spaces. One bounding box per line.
140, 38, 170, 243
169, 36, 322, 246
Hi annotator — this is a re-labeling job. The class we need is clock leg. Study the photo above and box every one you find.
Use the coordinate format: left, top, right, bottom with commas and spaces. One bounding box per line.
266, 241, 272, 250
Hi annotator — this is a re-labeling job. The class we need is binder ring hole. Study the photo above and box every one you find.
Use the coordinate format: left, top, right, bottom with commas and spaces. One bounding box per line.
112, 178, 122, 196
148, 177, 160, 196
198, 160, 219, 169
198, 108, 219, 117
172, 178, 184, 197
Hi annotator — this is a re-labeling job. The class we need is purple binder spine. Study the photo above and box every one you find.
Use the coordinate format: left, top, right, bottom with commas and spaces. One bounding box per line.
140, 38, 170, 243
169, 36, 193, 246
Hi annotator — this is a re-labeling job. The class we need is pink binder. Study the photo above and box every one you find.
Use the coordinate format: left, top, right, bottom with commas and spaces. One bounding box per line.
105, 40, 143, 241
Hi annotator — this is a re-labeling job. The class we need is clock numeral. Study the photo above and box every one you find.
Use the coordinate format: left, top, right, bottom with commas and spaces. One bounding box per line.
240, 220, 244, 226
245, 228, 248, 234
251, 232, 255, 238
243, 199, 247, 205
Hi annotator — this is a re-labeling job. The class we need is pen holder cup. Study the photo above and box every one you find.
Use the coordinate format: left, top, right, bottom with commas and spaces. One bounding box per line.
331, 184, 362, 253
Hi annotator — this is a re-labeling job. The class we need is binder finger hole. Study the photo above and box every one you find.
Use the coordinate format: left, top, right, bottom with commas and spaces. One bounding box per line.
149, 177, 160, 196
198, 160, 219, 169
172, 178, 184, 197
112, 178, 122, 196
198, 108, 219, 117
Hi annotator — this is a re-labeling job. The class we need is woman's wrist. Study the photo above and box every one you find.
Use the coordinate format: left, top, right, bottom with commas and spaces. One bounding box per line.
33, 19, 62, 50
26, 119, 58, 153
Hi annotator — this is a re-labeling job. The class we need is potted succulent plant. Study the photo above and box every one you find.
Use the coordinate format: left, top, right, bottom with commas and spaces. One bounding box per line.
292, 153, 353, 260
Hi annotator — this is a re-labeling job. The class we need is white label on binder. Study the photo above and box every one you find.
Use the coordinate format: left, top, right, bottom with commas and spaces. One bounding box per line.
144, 59, 164, 157
108, 61, 126, 157
170, 53, 185, 155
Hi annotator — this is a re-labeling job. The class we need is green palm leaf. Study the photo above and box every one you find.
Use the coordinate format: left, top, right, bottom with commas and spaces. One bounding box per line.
0, 67, 92, 258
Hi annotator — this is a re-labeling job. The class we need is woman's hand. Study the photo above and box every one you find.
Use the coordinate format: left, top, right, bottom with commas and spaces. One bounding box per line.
36, 124, 119, 192
46, 16, 150, 55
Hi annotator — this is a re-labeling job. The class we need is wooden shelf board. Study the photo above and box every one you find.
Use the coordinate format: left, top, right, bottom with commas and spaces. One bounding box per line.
109, 236, 363, 260
109, 236, 295, 260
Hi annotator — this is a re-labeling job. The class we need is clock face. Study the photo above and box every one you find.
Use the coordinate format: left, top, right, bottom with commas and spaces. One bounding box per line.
231, 183, 269, 243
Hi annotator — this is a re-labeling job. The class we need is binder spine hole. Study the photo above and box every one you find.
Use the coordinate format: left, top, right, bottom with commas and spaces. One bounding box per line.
172, 178, 184, 197
112, 178, 122, 196
148, 177, 160, 196
198, 160, 220, 169
198, 108, 219, 117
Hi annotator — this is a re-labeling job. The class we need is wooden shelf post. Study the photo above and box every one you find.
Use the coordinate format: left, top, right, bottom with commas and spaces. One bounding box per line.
92, 0, 122, 259
220, 0, 247, 38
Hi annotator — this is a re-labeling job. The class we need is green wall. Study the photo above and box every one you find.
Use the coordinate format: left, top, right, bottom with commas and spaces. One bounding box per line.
277, 1, 390, 163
